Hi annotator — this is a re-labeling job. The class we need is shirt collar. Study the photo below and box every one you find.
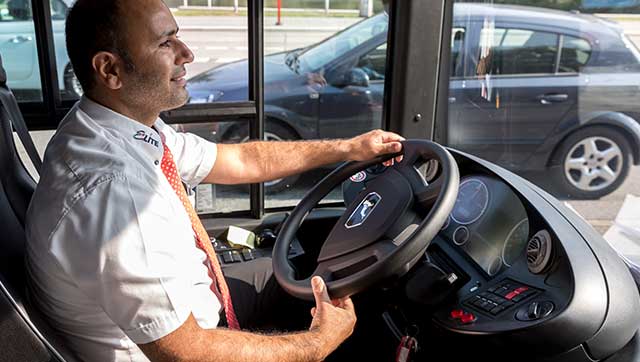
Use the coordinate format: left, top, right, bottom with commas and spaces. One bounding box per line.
78, 96, 164, 164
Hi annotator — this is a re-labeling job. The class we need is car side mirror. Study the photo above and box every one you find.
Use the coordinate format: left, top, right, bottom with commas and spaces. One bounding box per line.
344, 68, 370, 88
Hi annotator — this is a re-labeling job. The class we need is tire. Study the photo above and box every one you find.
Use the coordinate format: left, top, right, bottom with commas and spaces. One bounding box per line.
62, 63, 83, 100
552, 126, 632, 199
225, 120, 300, 194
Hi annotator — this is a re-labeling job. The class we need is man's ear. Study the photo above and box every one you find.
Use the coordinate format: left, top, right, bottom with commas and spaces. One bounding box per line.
91, 51, 123, 90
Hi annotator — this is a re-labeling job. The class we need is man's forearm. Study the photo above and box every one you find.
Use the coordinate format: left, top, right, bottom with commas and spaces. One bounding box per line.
210, 328, 326, 362
206, 129, 403, 185
232, 139, 352, 184
141, 323, 328, 362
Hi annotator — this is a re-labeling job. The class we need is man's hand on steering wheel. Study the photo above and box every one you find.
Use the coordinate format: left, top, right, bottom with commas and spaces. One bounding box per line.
347, 129, 405, 166
308, 276, 357, 360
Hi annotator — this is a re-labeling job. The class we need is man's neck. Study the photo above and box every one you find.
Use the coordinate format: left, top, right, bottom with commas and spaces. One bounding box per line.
86, 92, 159, 127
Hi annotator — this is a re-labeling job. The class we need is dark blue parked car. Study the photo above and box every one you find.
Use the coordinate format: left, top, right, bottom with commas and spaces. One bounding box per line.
187, 4, 640, 198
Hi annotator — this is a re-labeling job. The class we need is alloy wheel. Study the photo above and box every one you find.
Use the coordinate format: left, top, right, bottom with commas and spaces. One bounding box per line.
563, 136, 623, 192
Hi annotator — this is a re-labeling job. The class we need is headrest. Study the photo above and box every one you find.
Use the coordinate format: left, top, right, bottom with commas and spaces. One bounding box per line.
0, 54, 6, 87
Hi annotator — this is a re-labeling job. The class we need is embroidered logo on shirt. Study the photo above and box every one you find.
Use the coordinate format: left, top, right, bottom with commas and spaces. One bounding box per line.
133, 130, 159, 148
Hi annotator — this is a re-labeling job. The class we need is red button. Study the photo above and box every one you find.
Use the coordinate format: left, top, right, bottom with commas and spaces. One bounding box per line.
450, 309, 465, 319
505, 291, 518, 300
514, 287, 529, 294
460, 313, 476, 324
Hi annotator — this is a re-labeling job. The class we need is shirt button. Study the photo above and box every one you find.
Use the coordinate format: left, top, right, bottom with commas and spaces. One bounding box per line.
154, 160, 159, 166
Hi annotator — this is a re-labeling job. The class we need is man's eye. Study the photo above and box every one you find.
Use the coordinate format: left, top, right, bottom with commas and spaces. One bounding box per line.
160, 40, 171, 47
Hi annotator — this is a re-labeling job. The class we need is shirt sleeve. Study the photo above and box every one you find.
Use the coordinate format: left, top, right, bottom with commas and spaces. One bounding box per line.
154, 119, 218, 188
50, 174, 219, 344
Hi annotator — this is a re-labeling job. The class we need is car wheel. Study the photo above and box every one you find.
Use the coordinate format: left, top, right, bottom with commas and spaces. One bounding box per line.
62, 63, 83, 100
553, 126, 631, 199
227, 121, 300, 194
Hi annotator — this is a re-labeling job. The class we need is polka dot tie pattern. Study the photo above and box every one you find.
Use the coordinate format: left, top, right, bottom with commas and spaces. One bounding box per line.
160, 143, 240, 330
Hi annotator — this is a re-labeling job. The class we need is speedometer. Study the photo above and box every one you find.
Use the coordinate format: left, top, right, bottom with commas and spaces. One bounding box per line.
451, 178, 489, 225
502, 219, 530, 267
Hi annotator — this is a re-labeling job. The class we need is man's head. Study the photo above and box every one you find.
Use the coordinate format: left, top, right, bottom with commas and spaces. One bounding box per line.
66, 0, 194, 121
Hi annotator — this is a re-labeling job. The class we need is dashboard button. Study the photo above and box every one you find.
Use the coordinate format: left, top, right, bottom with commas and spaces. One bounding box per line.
241, 249, 255, 261
222, 251, 234, 264
490, 305, 505, 315
450, 309, 465, 319
505, 291, 518, 300
460, 313, 476, 324
231, 250, 242, 263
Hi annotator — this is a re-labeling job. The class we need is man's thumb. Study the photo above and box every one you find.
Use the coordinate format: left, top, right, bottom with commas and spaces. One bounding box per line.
312, 276, 331, 308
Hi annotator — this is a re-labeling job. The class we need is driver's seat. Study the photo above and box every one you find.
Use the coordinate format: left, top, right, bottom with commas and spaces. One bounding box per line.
0, 54, 78, 361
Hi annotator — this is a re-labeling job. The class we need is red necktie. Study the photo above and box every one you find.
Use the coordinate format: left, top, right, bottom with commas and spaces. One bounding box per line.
160, 143, 240, 330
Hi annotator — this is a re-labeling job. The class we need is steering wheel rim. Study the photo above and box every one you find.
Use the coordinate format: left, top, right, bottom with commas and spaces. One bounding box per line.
273, 140, 460, 301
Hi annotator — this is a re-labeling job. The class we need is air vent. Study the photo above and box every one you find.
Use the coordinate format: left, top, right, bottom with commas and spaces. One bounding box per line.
527, 230, 553, 274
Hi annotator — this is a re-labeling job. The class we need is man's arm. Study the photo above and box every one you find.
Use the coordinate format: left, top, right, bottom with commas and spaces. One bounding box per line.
138, 277, 355, 362
204, 129, 403, 185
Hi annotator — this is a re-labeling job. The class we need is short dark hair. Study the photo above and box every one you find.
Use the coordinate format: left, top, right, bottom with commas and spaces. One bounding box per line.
65, 0, 134, 94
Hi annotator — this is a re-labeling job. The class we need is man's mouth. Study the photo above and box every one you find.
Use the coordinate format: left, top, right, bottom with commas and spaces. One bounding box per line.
171, 70, 187, 82
171, 72, 187, 86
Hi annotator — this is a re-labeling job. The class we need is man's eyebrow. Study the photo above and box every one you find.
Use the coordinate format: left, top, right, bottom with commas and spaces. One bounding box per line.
158, 27, 179, 40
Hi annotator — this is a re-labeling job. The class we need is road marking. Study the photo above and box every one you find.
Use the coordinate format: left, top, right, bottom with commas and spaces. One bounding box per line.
194, 57, 211, 63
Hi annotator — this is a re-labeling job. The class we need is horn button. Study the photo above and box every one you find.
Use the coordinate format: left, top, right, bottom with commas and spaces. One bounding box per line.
317, 168, 414, 262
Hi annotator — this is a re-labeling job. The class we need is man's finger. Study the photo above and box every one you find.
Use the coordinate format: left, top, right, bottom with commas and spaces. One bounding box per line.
382, 141, 402, 154
379, 131, 405, 143
312, 276, 331, 308
310, 307, 316, 317
340, 297, 355, 313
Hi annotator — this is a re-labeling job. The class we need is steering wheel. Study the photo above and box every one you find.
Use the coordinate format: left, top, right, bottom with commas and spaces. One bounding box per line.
273, 140, 460, 300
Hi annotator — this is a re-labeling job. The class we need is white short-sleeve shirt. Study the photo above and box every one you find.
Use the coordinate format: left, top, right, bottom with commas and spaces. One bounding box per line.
25, 96, 221, 362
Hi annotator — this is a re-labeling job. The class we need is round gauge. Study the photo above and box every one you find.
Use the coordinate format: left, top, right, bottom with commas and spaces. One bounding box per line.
453, 226, 470, 246
451, 178, 489, 225
487, 256, 503, 276
502, 219, 530, 267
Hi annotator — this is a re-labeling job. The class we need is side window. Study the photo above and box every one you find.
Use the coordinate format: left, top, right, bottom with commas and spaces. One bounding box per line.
0, 0, 32, 21
559, 35, 591, 73
357, 43, 387, 81
477, 27, 559, 75
0, 0, 42, 102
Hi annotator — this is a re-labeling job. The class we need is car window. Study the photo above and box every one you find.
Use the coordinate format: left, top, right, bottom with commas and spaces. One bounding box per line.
559, 35, 592, 73
299, 12, 388, 72
0, 0, 32, 21
477, 27, 559, 75
357, 43, 386, 81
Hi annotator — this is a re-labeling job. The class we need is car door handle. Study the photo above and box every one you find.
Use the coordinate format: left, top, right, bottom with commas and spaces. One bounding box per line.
537, 93, 568, 104
9, 35, 33, 44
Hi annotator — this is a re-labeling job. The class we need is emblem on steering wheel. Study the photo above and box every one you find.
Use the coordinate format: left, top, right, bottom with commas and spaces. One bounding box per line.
345, 192, 381, 228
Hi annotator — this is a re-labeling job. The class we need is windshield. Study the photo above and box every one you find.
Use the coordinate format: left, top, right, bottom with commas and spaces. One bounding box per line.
298, 12, 388, 71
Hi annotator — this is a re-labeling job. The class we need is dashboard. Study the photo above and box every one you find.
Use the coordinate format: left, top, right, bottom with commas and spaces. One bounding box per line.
341, 150, 640, 361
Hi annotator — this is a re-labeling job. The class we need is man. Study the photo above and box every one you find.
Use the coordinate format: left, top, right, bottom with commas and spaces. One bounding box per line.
25, 1, 404, 361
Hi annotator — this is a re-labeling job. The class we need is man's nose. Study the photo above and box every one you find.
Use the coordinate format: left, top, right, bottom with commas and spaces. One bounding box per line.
176, 39, 194, 65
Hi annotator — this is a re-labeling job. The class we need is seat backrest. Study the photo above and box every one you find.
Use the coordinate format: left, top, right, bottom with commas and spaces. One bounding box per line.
0, 54, 79, 362
0, 56, 37, 227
